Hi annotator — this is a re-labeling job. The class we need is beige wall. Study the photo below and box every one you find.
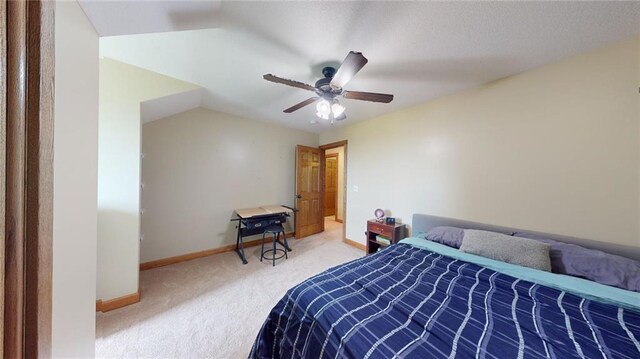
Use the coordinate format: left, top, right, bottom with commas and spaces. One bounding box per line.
98, 59, 200, 300
53, 1, 99, 357
325, 146, 345, 221
320, 37, 640, 248
140, 108, 318, 262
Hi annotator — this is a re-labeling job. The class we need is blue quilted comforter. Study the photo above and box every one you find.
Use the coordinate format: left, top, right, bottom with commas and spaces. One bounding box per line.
250, 243, 640, 359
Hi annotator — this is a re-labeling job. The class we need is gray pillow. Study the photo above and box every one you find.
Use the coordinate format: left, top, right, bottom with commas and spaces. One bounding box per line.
421, 226, 465, 248
460, 229, 552, 272
514, 232, 640, 292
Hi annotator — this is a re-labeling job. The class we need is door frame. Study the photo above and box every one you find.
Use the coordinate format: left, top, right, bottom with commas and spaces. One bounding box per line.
2, 1, 54, 357
319, 140, 348, 242
323, 153, 339, 220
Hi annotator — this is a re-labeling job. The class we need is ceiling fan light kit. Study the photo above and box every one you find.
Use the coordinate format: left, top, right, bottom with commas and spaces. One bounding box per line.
331, 102, 345, 117
315, 99, 346, 124
316, 99, 332, 120
263, 51, 394, 125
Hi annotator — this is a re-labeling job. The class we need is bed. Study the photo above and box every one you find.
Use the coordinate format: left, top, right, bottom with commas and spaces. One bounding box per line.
250, 214, 640, 358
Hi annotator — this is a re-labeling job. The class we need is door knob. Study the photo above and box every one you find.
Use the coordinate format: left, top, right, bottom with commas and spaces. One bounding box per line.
296, 194, 302, 199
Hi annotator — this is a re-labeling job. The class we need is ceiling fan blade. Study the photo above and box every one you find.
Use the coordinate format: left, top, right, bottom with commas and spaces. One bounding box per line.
263, 74, 316, 92
283, 97, 319, 113
330, 51, 368, 89
343, 91, 394, 103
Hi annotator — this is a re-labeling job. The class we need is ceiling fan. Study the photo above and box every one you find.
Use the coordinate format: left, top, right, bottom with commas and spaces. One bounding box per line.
263, 51, 394, 124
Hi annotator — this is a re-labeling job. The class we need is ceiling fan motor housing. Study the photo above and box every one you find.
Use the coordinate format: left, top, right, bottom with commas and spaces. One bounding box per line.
322, 66, 336, 79
314, 77, 332, 90
315, 66, 341, 98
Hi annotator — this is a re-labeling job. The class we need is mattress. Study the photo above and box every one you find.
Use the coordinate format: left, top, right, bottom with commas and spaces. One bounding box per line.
249, 240, 640, 359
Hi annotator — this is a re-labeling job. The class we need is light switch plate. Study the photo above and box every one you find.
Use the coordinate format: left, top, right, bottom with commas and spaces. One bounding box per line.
353, 185, 359, 192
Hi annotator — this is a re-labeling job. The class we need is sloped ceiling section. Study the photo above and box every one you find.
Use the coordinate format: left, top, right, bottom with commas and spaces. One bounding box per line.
79, 0, 222, 36
141, 88, 203, 124
87, 1, 640, 133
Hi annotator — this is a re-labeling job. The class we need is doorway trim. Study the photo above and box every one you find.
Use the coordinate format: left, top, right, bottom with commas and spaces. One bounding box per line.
2, 1, 54, 357
319, 140, 348, 243
323, 152, 339, 221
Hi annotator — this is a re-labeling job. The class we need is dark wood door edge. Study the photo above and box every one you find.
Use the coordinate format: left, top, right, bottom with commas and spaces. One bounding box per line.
0, 1, 8, 357
25, 1, 54, 357
3, 1, 54, 357
5, 1, 28, 355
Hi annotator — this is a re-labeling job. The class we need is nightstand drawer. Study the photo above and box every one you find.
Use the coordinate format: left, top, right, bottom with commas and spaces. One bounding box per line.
367, 222, 392, 237
366, 219, 407, 255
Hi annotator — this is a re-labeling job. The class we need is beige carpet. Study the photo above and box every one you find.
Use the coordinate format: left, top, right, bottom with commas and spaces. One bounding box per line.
96, 218, 361, 358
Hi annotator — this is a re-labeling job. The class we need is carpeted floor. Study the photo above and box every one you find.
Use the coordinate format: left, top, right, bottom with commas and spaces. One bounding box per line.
96, 218, 361, 358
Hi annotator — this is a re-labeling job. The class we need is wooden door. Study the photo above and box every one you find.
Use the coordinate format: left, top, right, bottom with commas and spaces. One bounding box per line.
324, 155, 338, 217
295, 145, 323, 238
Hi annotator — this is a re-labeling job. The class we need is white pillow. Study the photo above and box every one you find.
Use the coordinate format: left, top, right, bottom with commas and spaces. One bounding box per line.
460, 229, 552, 272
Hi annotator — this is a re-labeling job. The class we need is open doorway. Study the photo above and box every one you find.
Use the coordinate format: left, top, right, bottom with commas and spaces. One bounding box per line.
294, 141, 347, 241
320, 141, 347, 241
324, 153, 339, 219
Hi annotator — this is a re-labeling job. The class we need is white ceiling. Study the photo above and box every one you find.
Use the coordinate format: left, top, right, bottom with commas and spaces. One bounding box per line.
83, 1, 640, 133
79, 0, 222, 36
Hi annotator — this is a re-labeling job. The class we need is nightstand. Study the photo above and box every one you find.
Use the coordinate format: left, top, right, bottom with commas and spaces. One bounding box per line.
366, 220, 407, 255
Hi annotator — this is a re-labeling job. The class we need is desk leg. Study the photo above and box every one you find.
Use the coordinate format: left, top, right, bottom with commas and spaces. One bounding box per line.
235, 225, 248, 264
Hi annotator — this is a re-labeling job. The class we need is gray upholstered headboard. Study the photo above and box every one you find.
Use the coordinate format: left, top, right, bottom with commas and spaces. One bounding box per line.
411, 214, 640, 261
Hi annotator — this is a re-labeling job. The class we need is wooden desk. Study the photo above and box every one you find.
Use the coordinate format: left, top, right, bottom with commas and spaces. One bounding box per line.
232, 205, 294, 264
